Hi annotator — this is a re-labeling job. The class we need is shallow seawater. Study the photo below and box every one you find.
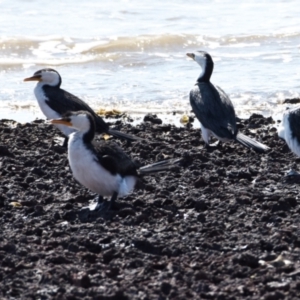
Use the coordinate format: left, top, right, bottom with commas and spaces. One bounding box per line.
1, 0, 300, 123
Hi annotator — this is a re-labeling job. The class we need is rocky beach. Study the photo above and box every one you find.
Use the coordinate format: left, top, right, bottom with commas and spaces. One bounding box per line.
0, 114, 300, 299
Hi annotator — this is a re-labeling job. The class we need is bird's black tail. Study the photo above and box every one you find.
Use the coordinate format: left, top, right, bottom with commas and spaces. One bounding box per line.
94, 114, 142, 141
138, 158, 182, 174
107, 129, 142, 142
236, 132, 270, 153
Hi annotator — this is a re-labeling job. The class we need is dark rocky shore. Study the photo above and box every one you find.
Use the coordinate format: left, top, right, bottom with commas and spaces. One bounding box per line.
1, 114, 300, 299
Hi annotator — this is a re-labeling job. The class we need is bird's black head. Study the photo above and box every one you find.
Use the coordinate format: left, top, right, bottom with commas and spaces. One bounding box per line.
51, 111, 96, 143
186, 50, 214, 82
24, 68, 62, 87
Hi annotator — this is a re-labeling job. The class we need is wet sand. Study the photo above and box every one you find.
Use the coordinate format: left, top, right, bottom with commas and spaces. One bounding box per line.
0, 114, 300, 299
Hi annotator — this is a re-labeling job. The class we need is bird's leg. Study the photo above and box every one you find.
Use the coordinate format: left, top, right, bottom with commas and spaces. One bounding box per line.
62, 137, 69, 148
97, 195, 104, 204
108, 192, 118, 210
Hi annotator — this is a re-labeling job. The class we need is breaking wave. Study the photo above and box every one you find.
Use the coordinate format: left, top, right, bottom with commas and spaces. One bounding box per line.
0, 32, 299, 67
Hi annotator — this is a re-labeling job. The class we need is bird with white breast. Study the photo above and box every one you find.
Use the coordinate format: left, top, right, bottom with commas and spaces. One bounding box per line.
50, 111, 182, 211
24, 68, 141, 147
186, 51, 269, 153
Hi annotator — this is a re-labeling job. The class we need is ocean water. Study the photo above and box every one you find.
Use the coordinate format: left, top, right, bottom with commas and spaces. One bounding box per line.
1, 0, 300, 123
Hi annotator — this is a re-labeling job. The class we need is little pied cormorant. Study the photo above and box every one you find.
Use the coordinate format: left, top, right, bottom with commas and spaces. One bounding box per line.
50, 111, 182, 211
24, 68, 141, 146
278, 106, 300, 157
186, 51, 269, 153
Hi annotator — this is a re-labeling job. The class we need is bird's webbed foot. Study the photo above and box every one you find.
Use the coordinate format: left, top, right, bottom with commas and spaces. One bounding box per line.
285, 169, 300, 177
204, 140, 220, 149
88, 193, 118, 212
279, 165, 300, 184
87, 195, 106, 211
78, 193, 119, 222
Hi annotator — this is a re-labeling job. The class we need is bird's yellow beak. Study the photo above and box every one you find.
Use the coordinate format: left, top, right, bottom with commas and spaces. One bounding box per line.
186, 53, 195, 60
24, 75, 42, 82
50, 119, 72, 127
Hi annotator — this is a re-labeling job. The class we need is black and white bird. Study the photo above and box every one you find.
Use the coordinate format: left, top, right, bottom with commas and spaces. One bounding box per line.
278, 106, 300, 157
50, 111, 182, 211
24, 68, 141, 146
186, 51, 269, 153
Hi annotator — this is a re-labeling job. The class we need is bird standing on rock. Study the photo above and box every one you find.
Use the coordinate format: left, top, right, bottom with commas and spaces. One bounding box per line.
50, 111, 182, 212
24, 68, 141, 147
186, 51, 269, 153
278, 106, 300, 157
278, 106, 300, 175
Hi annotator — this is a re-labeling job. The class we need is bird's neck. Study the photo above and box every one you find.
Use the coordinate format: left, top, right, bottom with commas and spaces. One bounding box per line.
71, 128, 95, 145
197, 61, 213, 83
69, 130, 94, 152
37, 82, 60, 91
36, 81, 49, 89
